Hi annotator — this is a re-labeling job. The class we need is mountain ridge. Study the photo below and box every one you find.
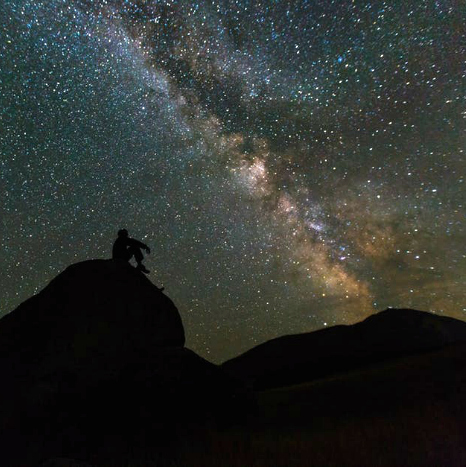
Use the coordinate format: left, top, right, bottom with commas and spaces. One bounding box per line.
222, 307, 466, 390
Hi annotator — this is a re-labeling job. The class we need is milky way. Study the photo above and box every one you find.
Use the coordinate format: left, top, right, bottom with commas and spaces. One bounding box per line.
1, 0, 464, 362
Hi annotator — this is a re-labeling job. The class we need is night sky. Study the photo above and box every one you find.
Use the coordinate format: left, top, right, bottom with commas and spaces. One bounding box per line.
1, 0, 464, 362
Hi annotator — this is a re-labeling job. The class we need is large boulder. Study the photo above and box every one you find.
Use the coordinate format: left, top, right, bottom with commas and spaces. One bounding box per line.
0, 259, 185, 379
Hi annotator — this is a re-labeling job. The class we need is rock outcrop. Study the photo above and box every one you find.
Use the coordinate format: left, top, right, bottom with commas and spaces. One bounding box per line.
0, 260, 239, 465
0, 259, 184, 359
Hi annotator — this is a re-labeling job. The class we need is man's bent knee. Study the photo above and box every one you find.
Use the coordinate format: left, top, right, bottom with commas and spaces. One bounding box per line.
128, 246, 144, 263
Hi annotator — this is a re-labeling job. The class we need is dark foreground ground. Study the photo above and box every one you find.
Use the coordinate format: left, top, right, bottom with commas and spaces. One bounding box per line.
3, 264, 464, 466
177, 344, 466, 467
43, 342, 466, 467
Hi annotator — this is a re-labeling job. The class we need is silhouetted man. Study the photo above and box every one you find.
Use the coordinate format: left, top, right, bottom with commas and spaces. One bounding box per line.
112, 229, 151, 274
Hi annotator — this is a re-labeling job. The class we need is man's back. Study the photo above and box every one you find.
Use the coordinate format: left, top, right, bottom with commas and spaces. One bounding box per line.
112, 236, 129, 260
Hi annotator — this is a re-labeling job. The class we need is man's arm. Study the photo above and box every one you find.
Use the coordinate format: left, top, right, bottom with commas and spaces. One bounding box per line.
129, 238, 150, 252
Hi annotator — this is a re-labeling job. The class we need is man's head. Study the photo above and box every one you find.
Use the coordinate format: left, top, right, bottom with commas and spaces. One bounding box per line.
118, 229, 129, 238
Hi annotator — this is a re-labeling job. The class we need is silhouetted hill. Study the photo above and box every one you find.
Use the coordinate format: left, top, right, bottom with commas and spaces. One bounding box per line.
0, 260, 242, 465
2, 267, 464, 466
222, 308, 466, 390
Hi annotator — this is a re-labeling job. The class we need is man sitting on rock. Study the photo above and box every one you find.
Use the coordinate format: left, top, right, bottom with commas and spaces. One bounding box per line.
112, 229, 151, 274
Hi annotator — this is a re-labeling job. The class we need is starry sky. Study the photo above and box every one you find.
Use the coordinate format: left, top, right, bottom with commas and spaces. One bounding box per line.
1, 0, 464, 362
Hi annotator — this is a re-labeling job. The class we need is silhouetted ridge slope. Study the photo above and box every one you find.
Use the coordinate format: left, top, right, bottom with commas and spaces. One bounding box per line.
222, 308, 466, 390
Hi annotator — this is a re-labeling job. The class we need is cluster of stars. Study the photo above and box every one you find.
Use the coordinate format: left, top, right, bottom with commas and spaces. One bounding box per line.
1, 0, 464, 362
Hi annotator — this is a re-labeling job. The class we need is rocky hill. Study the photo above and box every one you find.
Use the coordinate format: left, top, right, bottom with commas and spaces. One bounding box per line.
0, 260, 240, 465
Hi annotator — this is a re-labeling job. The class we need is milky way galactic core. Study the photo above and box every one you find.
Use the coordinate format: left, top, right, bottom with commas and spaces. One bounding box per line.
1, 0, 464, 361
